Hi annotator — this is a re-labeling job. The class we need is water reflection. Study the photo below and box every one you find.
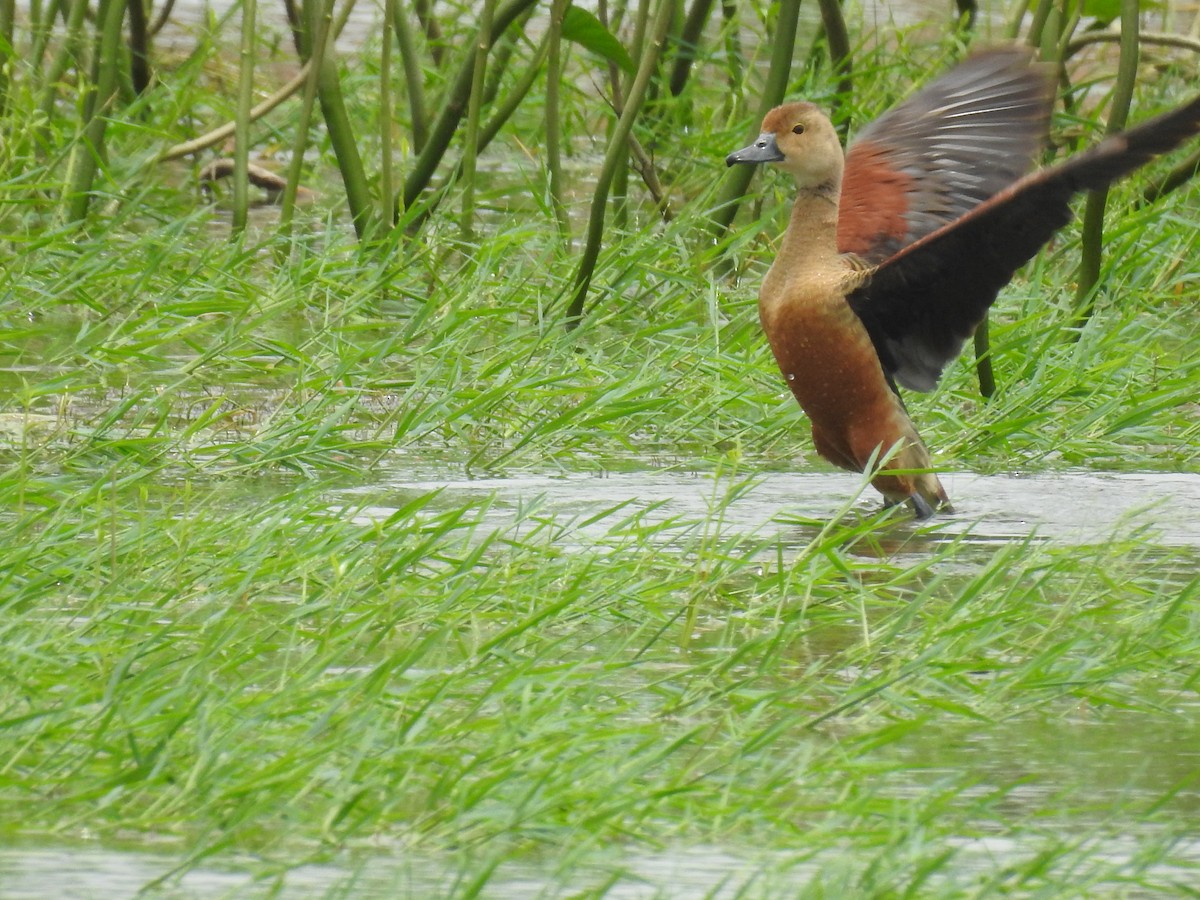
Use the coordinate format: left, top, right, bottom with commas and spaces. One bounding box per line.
5, 825, 1199, 897
344, 465, 1200, 551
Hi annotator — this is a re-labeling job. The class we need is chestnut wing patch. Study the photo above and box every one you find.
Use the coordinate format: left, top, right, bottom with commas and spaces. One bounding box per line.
839, 48, 1054, 265
838, 143, 913, 260
848, 92, 1200, 393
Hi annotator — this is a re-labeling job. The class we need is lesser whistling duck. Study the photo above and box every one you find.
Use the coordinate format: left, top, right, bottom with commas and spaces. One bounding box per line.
727, 48, 1200, 518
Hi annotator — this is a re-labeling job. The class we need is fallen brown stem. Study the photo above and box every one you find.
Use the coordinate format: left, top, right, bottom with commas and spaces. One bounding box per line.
198, 158, 317, 201
1065, 29, 1200, 57
626, 132, 673, 221
158, 65, 310, 162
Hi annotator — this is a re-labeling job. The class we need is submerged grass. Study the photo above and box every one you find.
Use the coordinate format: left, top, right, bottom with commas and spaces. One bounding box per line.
1, 12, 1199, 899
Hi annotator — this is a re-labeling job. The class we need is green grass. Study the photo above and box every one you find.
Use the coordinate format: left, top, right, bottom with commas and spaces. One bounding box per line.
3, 468, 1199, 894
2, 9, 1200, 898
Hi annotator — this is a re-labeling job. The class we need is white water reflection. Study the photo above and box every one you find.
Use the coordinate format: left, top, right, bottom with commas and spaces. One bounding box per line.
3, 830, 1198, 898
0, 843, 808, 898
345, 467, 1200, 549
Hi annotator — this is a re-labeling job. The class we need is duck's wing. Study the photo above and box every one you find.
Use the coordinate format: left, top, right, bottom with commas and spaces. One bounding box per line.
838, 48, 1055, 264
848, 93, 1200, 393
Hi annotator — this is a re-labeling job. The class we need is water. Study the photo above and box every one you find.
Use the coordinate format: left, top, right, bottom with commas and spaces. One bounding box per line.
345, 465, 1200, 550
0, 843, 814, 898
4, 821, 1199, 897
4, 465, 1197, 897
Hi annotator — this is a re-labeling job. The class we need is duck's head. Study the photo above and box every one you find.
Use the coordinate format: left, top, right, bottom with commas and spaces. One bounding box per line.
726, 102, 843, 190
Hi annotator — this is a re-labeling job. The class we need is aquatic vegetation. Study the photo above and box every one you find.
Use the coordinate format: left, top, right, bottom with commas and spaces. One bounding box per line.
1, 1, 1199, 895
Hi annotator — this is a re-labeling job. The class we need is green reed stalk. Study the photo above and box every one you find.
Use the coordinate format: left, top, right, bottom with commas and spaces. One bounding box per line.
483, 13, 524, 106
39, 0, 88, 110
459, 0, 495, 241
719, 0, 742, 102
1075, 0, 1138, 331
608, 0, 647, 232
706, 0, 801, 241
280, 0, 334, 236
127, 0, 152, 95
232, 0, 257, 234
1024, 0, 1054, 53
281, 0, 375, 241
980, 0, 1070, 397
1141, 146, 1200, 205
624, 0, 650, 80
314, 8, 376, 240
668, 0, 715, 97
397, 0, 537, 216
29, 0, 63, 73
0, 0, 14, 113
158, 0, 359, 164
1004, 0, 1031, 38
972, 320, 995, 399
37, 0, 90, 145
476, 32, 549, 150
405, 29, 551, 231
816, 0, 852, 130
149, 0, 178, 36
380, 0, 395, 230
63, 0, 125, 224
413, 0, 444, 68
545, 0, 571, 240
565, 0, 676, 327
1053, 2, 1082, 63
392, 0, 428, 152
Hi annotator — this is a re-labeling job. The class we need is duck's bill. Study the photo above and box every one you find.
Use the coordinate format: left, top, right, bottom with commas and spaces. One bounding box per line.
726, 133, 784, 166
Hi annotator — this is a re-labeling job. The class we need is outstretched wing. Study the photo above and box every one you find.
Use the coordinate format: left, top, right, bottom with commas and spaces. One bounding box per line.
838, 48, 1055, 264
848, 93, 1200, 392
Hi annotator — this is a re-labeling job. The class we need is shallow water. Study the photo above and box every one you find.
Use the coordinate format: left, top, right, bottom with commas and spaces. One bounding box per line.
6, 466, 1197, 896
12, 461, 1198, 896
346, 465, 1200, 549
4, 822, 1198, 898
0, 842, 823, 898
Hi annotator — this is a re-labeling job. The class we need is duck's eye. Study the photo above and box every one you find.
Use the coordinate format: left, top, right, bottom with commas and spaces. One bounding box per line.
792, 123, 806, 135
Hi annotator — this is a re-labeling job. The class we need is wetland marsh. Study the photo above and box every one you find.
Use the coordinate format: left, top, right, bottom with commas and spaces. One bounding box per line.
2, 0, 1199, 896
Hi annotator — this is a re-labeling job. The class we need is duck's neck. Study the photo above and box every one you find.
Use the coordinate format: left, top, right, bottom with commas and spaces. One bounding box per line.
778, 178, 842, 268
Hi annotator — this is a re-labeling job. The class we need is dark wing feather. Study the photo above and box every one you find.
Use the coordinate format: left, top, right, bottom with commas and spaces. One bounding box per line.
849, 92, 1200, 392
839, 48, 1055, 264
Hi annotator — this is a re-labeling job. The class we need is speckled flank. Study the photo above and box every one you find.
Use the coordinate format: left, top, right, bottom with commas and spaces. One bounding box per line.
762, 286, 944, 506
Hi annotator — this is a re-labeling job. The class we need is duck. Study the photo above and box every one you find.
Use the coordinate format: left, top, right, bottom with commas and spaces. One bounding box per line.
727, 48, 1200, 518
